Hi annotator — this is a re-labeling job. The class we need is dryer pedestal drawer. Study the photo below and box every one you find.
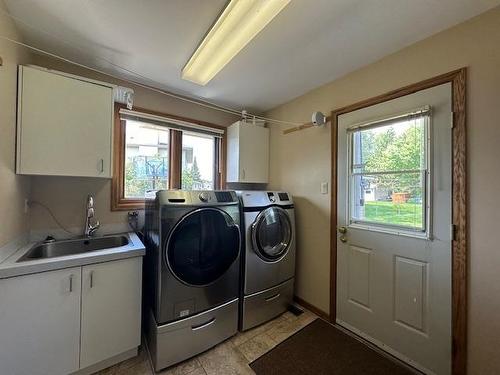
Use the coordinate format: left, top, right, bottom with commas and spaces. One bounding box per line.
147, 298, 238, 371
241, 278, 294, 331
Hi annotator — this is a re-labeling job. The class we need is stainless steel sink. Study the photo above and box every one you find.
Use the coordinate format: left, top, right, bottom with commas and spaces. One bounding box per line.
17, 235, 129, 262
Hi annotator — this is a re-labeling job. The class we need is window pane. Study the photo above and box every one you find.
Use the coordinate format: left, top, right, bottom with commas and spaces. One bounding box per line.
124, 120, 169, 198
352, 118, 426, 174
351, 172, 424, 230
349, 115, 428, 233
181, 133, 215, 190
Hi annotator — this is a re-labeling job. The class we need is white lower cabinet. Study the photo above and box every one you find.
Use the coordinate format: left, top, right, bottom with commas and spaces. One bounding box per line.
80, 258, 142, 368
0, 257, 142, 375
0, 267, 82, 375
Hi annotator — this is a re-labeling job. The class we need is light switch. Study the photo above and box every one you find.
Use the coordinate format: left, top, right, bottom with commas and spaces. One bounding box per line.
321, 182, 329, 194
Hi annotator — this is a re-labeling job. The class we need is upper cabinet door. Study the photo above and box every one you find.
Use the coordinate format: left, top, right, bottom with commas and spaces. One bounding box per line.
0, 267, 81, 375
226, 121, 269, 183
80, 257, 142, 369
16, 65, 114, 178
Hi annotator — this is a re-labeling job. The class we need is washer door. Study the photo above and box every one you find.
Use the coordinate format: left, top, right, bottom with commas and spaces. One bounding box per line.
251, 206, 292, 261
166, 208, 240, 286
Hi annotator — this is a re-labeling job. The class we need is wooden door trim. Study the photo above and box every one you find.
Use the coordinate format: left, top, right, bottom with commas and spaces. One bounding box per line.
329, 68, 467, 375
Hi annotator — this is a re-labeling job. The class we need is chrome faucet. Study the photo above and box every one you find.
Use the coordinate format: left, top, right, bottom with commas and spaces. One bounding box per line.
84, 195, 100, 237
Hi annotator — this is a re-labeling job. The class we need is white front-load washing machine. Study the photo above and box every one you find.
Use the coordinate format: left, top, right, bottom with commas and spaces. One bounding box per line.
238, 190, 296, 331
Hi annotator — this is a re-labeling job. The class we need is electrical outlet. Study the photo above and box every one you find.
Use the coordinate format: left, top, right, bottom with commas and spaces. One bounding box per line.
24, 198, 29, 213
321, 182, 329, 194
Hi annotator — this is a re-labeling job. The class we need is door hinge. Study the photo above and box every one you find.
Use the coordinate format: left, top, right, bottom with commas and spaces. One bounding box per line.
451, 111, 455, 129
450, 224, 457, 241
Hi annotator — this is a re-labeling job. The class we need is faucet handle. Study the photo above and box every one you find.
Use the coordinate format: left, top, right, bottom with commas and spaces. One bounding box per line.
87, 195, 95, 208
89, 220, 100, 236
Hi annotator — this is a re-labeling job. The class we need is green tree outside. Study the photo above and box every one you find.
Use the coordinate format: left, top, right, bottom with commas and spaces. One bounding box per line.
361, 123, 423, 197
125, 155, 168, 198
181, 157, 205, 189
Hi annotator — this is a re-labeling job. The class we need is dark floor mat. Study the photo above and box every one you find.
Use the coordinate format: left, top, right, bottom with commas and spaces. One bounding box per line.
250, 319, 415, 375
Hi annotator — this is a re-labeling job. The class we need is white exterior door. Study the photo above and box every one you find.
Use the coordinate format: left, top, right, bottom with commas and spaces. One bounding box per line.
0, 267, 81, 375
80, 258, 142, 368
336, 84, 452, 375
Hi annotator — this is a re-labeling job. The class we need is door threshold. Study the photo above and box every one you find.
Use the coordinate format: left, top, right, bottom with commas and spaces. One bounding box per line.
335, 319, 433, 375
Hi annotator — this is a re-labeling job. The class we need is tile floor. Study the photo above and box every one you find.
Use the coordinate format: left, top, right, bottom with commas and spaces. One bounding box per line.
96, 307, 318, 375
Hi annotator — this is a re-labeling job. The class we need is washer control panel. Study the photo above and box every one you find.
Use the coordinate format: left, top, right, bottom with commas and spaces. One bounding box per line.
159, 190, 238, 205
196, 191, 237, 203
199, 192, 210, 202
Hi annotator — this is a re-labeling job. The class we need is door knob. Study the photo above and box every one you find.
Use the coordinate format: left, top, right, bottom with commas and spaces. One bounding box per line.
339, 235, 347, 243
338, 226, 347, 234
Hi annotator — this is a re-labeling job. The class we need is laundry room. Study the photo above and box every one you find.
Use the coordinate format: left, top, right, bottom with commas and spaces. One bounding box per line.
1, 1, 500, 375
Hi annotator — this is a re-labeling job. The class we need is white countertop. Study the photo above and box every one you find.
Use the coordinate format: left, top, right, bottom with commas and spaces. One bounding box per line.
0, 232, 145, 279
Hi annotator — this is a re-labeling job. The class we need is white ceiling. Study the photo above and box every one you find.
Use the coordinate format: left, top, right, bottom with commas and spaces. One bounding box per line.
4, 0, 500, 112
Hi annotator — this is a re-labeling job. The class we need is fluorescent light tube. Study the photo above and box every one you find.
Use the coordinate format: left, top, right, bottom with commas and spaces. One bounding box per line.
182, 0, 290, 86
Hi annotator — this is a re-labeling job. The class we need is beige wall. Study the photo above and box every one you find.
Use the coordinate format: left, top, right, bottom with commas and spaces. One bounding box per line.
0, 1, 31, 247
266, 7, 500, 374
28, 55, 239, 233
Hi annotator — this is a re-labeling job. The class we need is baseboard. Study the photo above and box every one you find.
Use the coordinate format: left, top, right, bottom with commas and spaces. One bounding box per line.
293, 295, 330, 321
71, 348, 138, 375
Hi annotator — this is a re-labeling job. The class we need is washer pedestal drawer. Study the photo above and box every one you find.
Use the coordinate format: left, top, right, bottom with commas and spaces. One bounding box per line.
241, 278, 294, 331
146, 298, 238, 371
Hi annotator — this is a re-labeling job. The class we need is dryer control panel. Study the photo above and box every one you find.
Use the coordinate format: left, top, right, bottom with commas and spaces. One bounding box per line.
238, 191, 293, 208
267, 192, 276, 202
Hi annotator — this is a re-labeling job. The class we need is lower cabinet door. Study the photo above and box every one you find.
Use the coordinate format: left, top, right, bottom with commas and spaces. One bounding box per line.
0, 267, 81, 375
80, 257, 142, 369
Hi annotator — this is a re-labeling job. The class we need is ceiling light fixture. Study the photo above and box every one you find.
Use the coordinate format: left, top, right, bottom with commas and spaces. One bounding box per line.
181, 0, 290, 86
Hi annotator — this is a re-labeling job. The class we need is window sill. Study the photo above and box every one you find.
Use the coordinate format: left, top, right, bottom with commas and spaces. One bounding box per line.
110, 196, 148, 211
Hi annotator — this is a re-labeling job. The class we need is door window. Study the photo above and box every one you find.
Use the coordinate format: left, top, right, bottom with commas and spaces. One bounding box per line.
166, 209, 240, 286
252, 207, 292, 261
348, 109, 430, 234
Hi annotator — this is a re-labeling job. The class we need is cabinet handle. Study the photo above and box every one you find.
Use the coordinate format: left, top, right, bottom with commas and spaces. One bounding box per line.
68, 274, 74, 293
99, 159, 104, 173
241, 168, 246, 180
191, 317, 216, 331
265, 293, 281, 302
90, 271, 94, 288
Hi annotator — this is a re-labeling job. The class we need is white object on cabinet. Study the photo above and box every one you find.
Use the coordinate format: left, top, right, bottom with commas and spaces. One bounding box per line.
0, 267, 82, 375
16, 65, 114, 178
80, 258, 142, 369
226, 121, 269, 183
0, 257, 142, 375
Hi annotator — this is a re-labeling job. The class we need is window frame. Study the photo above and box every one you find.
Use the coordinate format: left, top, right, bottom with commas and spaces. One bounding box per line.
111, 103, 226, 211
345, 109, 432, 238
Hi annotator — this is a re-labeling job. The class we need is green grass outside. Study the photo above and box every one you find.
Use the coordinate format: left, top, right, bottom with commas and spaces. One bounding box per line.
363, 201, 423, 228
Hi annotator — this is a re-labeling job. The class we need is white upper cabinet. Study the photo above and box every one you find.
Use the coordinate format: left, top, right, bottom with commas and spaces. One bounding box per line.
226, 121, 269, 183
16, 65, 114, 178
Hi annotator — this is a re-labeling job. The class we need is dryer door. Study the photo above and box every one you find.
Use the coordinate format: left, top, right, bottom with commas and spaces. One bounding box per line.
251, 206, 292, 262
166, 208, 240, 286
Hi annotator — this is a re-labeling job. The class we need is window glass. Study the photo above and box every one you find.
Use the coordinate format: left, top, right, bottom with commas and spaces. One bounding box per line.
167, 209, 240, 286
181, 132, 215, 190
349, 116, 428, 232
124, 120, 169, 198
254, 207, 292, 260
